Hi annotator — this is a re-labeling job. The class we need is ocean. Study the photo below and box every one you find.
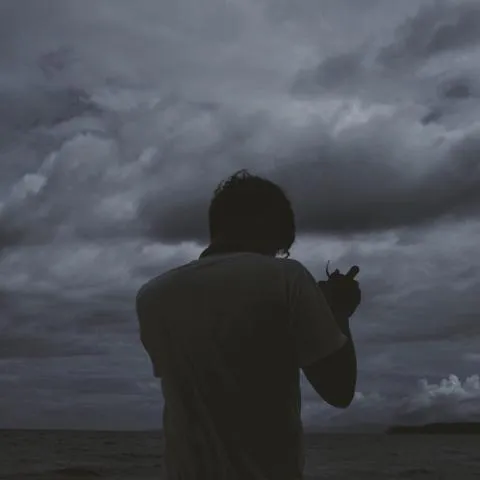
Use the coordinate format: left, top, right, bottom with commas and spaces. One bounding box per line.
0, 430, 479, 479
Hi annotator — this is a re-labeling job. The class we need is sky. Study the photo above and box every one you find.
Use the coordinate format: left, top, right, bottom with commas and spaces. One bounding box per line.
1, 0, 480, 431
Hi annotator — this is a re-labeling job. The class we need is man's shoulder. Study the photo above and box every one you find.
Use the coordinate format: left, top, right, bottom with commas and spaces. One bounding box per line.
135, 272, 170, 304
136, 256, 308, 300
275, 257, 308, 275
136, 278, 155, 306
136, 261, 196, 302
274, 258, 318, 290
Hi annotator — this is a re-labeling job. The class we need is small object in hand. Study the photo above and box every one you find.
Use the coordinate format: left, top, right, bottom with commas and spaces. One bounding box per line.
326, 261, 359, 280
323, 261, 362, 319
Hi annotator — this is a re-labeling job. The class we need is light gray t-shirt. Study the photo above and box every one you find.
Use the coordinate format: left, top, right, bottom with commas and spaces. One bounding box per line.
136, 252, 347, 480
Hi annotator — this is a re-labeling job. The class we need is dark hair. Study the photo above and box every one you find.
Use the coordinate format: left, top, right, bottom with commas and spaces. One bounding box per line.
208, 169, 296, 258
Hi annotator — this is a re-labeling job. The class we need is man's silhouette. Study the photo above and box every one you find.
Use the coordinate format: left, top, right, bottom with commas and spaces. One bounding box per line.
136, 170, 361, 480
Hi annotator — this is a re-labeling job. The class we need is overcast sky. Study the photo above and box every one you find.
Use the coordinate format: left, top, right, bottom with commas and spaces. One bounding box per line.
1, 0, 480, 431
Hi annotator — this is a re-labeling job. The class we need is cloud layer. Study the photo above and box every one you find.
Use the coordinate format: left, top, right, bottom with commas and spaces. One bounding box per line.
0, 0, 479, 429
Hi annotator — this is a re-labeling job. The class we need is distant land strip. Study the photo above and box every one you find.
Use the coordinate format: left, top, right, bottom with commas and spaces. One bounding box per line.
386, 423, 480, 434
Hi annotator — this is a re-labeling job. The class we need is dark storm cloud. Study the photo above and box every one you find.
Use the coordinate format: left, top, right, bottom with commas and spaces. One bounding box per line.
132, 3, 480, 245
139, 188, 211, 244
292, 2, 480, 105
292, 50, 365, 94
2, 0, 456, 251
139, 119, 480, 243
277, 135, 480, 235
0, 87, 100, 134
364, 290, 480, 344
0, 288, 139, 367
1, 0, 480, 430
17, 375, 142, 396
0, 334, 101, 359
440, 78, 473, 100
377, 1, 480, 68
382, 315, 480, 344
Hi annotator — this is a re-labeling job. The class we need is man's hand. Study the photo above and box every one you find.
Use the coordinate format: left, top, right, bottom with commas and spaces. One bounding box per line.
317, 266, 361, 320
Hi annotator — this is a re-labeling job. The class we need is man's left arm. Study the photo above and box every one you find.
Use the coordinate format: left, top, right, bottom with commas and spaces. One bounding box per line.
136, 287, 163, 378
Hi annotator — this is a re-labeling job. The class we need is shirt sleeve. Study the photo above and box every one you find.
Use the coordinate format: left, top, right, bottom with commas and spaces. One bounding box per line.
287, 260, 348, 368
136, 285, 163, 378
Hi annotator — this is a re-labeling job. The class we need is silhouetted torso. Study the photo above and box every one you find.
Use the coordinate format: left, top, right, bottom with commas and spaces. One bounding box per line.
136, 251, 343, 480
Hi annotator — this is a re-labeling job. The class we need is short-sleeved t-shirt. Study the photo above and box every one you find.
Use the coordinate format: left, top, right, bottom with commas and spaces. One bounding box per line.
136, 252, 347, 480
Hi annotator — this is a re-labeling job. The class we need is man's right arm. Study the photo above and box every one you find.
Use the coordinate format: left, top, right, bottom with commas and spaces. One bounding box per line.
288, 261, 358, 409
302, 313, 357, 409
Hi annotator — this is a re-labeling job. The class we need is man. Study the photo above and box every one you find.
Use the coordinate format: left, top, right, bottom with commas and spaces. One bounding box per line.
136, 169, 361, 480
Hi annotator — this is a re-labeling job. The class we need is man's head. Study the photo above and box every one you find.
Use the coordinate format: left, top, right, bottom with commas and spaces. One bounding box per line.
208, 170, 296, 258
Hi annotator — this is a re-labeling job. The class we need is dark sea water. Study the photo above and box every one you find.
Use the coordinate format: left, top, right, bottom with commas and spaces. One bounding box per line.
0, 430, 479, 479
